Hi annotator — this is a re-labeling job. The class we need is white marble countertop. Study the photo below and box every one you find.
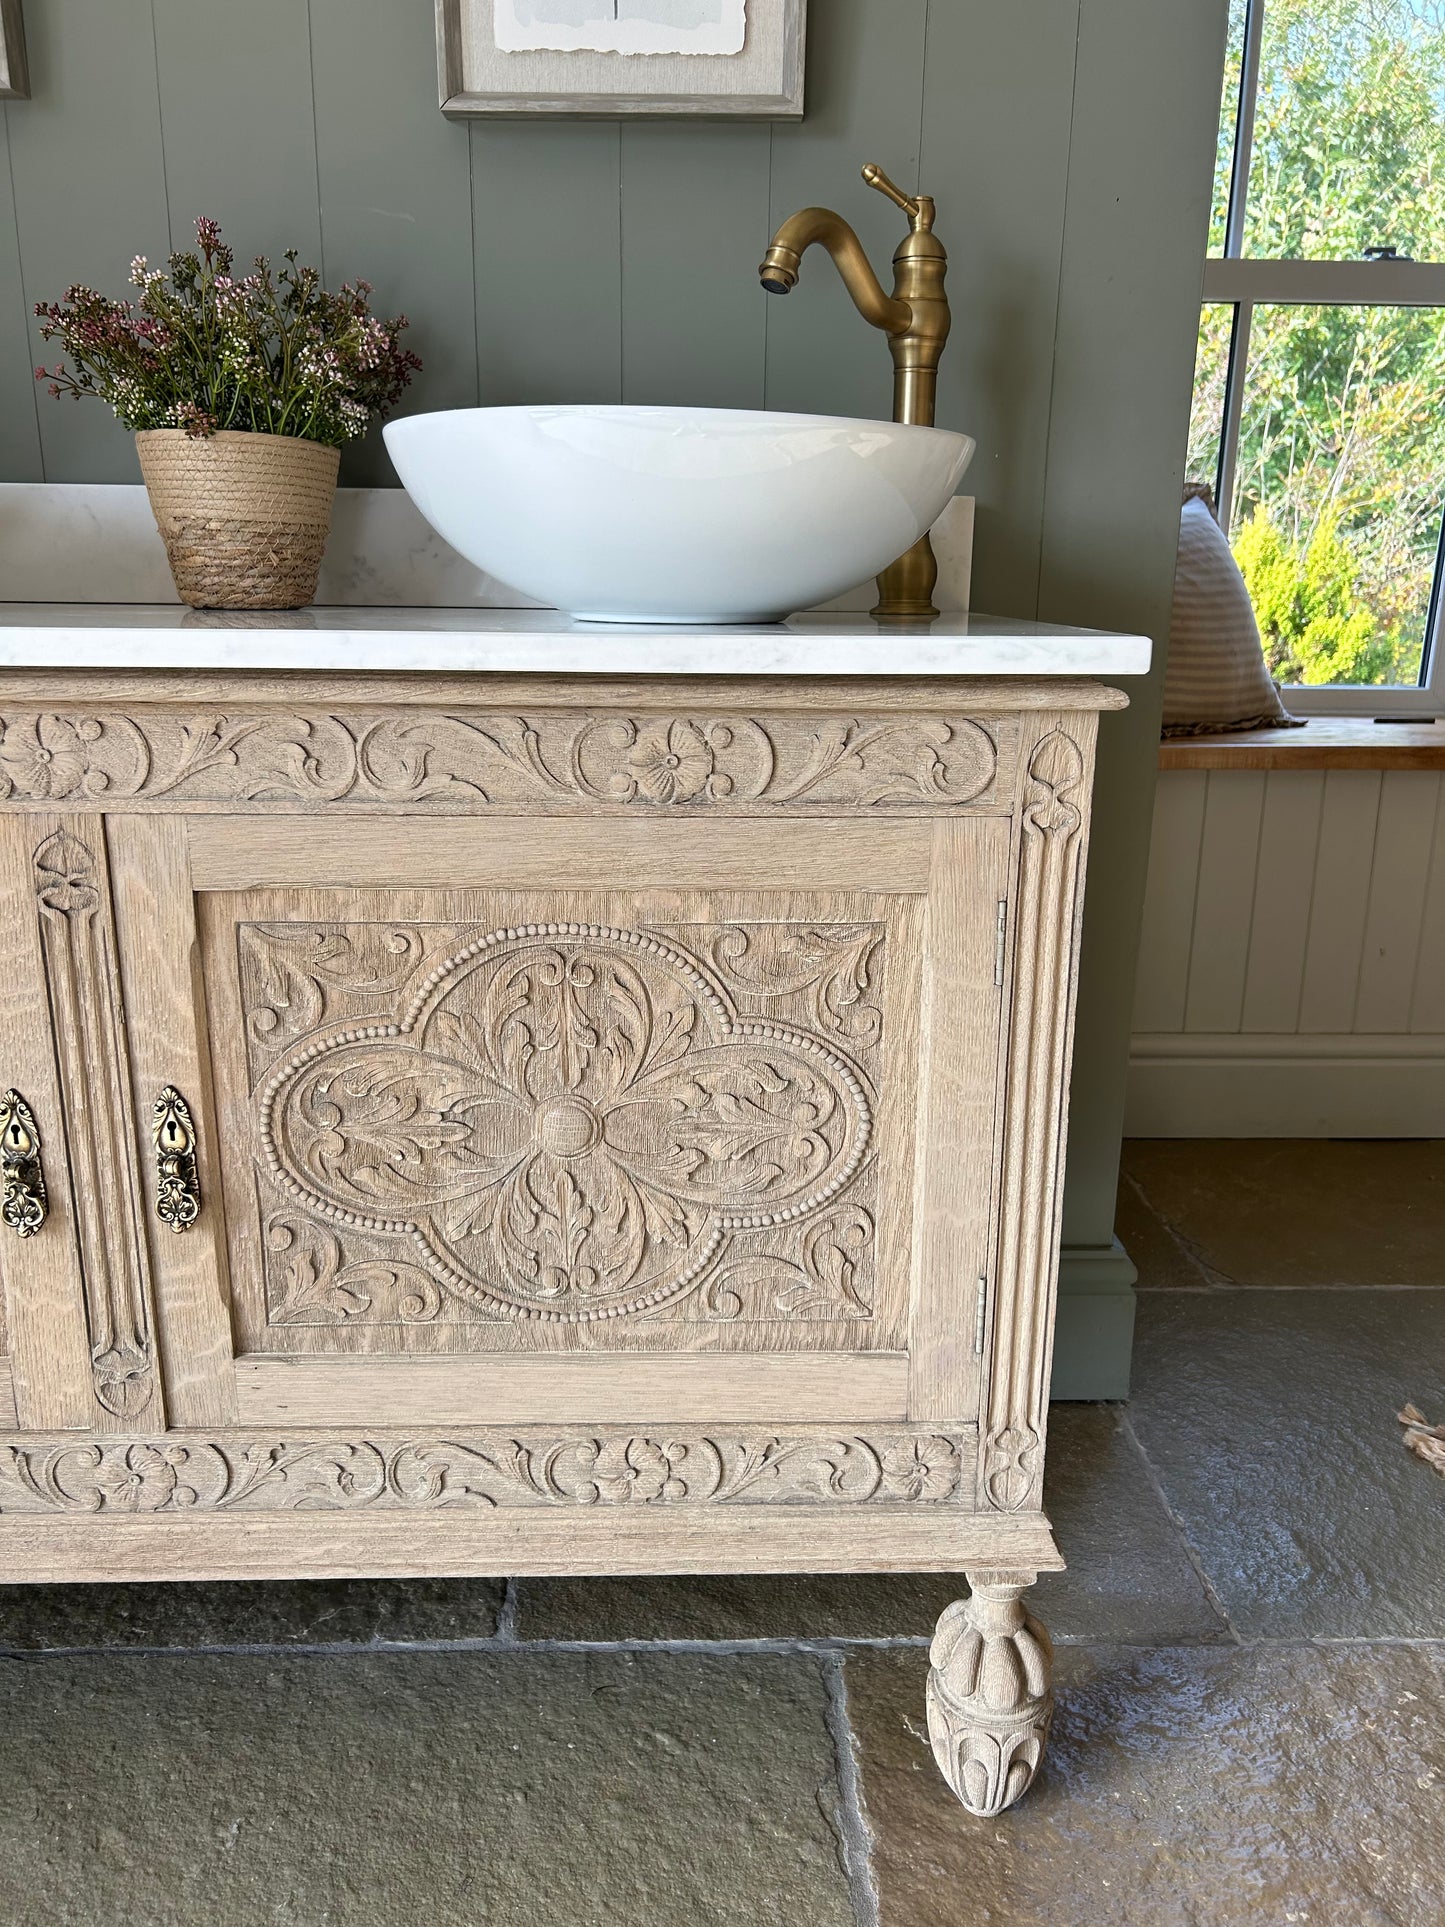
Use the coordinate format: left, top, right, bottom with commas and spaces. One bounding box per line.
0, 604, 1151, 678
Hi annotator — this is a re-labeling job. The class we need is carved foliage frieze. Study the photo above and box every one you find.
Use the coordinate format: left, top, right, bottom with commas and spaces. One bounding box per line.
0, 1429, 971, 1514
0, 708, 1001, 812
257, 921, 879, 1325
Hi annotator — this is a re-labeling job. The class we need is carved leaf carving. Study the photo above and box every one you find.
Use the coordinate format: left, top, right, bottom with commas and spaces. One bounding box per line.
259, 922, 875, 1323
0, 1430, 970, 1513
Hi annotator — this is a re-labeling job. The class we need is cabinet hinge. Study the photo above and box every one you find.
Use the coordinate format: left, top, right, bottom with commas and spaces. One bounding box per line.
973, 1275, 988, 1355
993, 899, 1007, 987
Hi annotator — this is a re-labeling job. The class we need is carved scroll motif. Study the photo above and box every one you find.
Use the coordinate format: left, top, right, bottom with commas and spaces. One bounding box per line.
32, 829, 158, 1419
981, 730, 1087, 1511
0, 710, 1000, 813
0, 1429, 971, 1514
257, 921, 877, 1325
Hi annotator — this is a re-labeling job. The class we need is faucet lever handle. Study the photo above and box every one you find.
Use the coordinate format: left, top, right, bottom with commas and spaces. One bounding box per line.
862, 162, 920, 219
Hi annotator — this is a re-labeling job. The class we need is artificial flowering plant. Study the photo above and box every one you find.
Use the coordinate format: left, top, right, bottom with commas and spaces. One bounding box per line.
34, 216, 420, 444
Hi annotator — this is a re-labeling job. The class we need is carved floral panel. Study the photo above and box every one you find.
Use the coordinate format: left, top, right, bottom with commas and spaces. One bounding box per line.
239, 915, 890, 1337
0, 1428, 972, 1513
0, 708, 1003, 812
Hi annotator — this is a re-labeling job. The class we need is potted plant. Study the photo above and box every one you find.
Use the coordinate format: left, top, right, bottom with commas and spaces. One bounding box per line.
34, 217, 420, 609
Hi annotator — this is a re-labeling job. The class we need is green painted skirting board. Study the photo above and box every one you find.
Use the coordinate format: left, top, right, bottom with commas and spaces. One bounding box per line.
1051, 1238, 1137, 1400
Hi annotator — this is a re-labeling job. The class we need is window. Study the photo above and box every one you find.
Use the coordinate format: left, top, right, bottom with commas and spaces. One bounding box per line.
1190, 0, 1445, 714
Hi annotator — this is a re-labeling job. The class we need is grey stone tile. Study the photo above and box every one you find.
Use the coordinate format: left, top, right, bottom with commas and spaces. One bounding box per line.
848, 1641, 1445, 1927
1130, 1289, 1445, 1638
1113, 1168, 1210, 1290
0, 1649, 854, 1927
0, 1577, 505, 1652
514, 1405, 1226, 1646
1122, 1138, 1445, 1287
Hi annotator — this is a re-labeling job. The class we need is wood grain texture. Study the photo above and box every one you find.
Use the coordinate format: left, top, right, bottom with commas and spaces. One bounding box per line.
32, 818, 161, 1427
106, 815, 236, 1427
980, 714, 1097, 1512
185, 816, 937, 892
0, 817, 93, 1429
0, 1505, 1063, 1584
1160, 722, 1445, 770
907, 818, 1008, 1421
236, 1355, 908, 1427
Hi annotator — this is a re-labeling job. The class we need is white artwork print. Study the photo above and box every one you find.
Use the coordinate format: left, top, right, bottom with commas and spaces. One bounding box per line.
493, 0, 747, 57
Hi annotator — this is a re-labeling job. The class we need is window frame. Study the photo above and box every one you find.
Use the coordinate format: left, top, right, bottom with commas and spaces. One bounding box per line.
1204, 0, 1445, 717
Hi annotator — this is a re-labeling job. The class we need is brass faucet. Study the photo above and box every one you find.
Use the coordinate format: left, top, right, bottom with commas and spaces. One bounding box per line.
760, 162, 952, 621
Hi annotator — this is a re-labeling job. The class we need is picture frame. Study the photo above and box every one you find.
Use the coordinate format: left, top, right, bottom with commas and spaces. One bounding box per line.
0, 0, 28, 101
436, 0, 805, 119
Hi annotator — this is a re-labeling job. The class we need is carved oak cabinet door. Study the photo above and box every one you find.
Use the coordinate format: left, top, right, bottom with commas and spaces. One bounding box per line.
105, 811, 1010, 1452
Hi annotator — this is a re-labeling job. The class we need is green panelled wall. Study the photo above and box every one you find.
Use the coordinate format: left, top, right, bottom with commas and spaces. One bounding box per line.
0, 0, 1229, 1394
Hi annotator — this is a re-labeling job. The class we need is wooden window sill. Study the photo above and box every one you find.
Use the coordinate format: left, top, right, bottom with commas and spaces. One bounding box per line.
1159, 719, 1445, 771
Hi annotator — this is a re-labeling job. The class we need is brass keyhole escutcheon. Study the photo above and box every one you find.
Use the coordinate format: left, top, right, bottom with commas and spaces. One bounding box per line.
0, 1089, 48, 1238
153, 1085, 201, 1233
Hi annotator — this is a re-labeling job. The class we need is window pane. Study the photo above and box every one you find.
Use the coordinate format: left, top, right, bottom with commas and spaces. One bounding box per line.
1227, 302, 1444, 686
1187, 303, 1235, 492
1243, 0, 1445, 263
1208, 0, 1249, 255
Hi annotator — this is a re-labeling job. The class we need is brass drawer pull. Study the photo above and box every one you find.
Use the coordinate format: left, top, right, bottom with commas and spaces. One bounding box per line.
153, 1086, 201, 1233
1, 1089, 48, 1238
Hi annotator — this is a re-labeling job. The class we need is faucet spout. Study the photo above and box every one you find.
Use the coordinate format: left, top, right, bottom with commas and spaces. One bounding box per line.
759, 208, 911, 336
758, 162, 954, 621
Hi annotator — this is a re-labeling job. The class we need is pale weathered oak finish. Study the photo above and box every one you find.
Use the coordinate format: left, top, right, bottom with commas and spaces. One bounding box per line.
0, 669, 1120, 1814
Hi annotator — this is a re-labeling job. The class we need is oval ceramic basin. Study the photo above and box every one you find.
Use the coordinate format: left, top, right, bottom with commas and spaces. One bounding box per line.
383, 405, 975, 624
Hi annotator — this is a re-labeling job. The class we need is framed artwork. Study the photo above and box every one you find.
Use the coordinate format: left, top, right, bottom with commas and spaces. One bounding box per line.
436, 0, 805, 118
0, 0, 28, 100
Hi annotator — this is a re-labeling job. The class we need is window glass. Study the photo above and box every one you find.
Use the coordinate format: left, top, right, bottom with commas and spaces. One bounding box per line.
1208, 0, 1250, 255
1226, 302, 1443, 685
1187, 304, 1235, 488
1242, 0, 1445, 263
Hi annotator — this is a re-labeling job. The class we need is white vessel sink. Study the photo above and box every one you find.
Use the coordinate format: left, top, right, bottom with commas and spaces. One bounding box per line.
383, 405, 974, 624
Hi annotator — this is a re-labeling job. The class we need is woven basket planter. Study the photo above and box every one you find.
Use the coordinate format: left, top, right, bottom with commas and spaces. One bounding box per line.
135, 429, 340, 609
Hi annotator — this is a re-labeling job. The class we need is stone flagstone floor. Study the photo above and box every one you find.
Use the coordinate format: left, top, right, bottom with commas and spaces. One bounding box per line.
0, 1139, 1441, 1925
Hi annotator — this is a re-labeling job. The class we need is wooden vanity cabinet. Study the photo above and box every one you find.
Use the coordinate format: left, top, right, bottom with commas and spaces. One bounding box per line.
0, 668, 1120, 1816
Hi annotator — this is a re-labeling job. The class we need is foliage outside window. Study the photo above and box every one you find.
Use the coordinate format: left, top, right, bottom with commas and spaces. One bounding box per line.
1188, 0, 1445, 707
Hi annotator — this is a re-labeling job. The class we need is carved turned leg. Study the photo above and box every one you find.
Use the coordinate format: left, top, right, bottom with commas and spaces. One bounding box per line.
926, 1569, 1053, 1816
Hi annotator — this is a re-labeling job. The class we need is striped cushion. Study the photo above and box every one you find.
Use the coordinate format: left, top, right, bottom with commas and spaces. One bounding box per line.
1163, 496, 1299, 735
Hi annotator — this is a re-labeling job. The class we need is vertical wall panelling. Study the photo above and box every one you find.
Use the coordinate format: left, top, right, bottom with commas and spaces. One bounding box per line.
309, 0, 477, 487
1297, 771, 1384, 1033
1353, 771, 1441, 1032
0, 107, 40, 480
6, 0, 170, 480
918, 2, 1081, 617
470, 120, 622, 407
1240, 771, 1325, 1033
1410, 777, 1445, 1033
1183, 771, 1266, 1033
1130, 769, 1206, 1033
619, 123, 771, 411
763, 0, 929, 423
151, 0, 322, 271
1035, 0, 1230, 1249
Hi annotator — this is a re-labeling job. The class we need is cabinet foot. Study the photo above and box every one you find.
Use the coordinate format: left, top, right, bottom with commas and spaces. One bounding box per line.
926, 1568, 1053, 1816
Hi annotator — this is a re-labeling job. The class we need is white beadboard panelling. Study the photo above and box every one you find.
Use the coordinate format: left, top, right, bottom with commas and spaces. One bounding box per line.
1411, 776, 1445, 1033
1354, 771, 1441, 1031
1130, 769, 1207, 1033
1297, 770, 1383, 1034
1183, 770, 1266, 1032
1240, 769, 1324, 1033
